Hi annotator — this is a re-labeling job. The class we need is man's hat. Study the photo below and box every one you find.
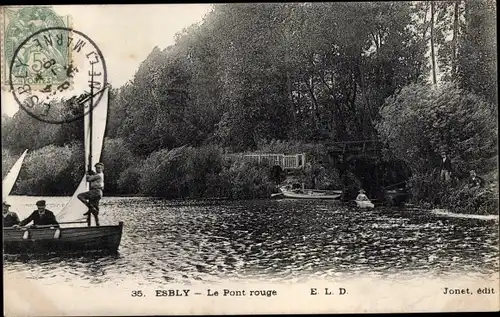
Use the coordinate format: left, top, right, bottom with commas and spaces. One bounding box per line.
36, 200, 46, 207
3, 201, 11, 207
95, 162, 104, 167
359, 189, 365, 193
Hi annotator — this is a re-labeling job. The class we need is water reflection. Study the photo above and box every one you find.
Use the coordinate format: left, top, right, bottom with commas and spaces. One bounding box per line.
4, 196, 499, 286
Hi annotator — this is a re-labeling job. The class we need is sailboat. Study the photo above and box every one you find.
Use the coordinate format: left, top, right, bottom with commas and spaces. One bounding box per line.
2, 149, 28, 202
4, 86, 124, 255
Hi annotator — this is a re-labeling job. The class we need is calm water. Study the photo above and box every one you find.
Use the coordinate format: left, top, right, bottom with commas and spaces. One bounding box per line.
4, 196, 499, 286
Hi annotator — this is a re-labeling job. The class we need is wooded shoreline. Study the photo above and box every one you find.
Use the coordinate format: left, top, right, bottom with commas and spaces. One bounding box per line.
2, 2, 497, 215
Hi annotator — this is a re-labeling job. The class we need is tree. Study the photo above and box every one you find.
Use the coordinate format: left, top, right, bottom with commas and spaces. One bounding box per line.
376, 83, 497, 175
456, 0, 497, 106
430, 1, 438, 85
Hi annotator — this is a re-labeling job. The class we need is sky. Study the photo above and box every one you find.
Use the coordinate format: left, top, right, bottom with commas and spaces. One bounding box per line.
1, 4, 213, 117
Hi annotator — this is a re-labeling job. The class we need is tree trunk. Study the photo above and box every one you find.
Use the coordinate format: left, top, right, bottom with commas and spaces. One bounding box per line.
430, 1, 438, 85
451, 0, 460, 77
421, 1, 430, 40
287, 71, 297, 138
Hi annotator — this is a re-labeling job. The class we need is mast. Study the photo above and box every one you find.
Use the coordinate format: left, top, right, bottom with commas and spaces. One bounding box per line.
88, 63, 94, 172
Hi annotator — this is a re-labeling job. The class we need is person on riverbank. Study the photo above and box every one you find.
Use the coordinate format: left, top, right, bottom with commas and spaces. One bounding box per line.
78, 162, 104, 227
439, 151, 452, 183
15, 200, 59, 228
468, 170, 485, 189
3, 202, 20, 227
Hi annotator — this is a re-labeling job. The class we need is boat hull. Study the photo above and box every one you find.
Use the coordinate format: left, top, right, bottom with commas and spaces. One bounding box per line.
356, 200, 375, 208
3, 222, 124, 254
280, 188, 342, 200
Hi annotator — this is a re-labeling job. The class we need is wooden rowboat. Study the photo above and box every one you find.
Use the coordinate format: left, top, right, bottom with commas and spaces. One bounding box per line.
279, 186, 342, 200
3, 222, 124, 254
356, 200, 375, 209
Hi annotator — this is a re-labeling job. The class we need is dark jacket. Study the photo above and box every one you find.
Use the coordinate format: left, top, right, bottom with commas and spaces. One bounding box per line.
440, 157, 452, 172
19, 209, 59, 227
3, 212, 20, 227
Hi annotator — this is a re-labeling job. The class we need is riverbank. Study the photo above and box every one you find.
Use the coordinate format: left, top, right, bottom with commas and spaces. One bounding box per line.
3, 141, 497, 216
430, 209, 499, 221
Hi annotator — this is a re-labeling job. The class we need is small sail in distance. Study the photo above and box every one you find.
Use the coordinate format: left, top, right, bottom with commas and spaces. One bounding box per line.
2, 149, 28, 202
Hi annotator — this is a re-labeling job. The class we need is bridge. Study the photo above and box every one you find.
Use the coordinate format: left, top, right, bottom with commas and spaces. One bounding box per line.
228, 153, 307, 170
230, 140, 383, 170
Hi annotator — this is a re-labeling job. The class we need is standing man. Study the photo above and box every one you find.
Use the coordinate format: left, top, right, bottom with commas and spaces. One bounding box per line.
439, 151, 452, 183
16, 200, 59, 227
77, 162, 104, 227
3, 202, 20, 227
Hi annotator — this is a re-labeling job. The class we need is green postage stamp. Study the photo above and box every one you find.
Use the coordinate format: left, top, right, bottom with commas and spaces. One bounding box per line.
1, 6, 72, 90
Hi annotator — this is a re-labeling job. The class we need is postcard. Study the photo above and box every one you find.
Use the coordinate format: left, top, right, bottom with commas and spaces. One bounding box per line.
2, 3, 498, 316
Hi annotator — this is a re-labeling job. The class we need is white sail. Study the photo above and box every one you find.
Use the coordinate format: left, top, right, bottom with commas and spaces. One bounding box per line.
2, 149, 28, 202
57, 88, 109, 222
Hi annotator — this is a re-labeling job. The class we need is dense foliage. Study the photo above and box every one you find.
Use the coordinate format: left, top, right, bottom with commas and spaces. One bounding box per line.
377, 83, 497, 214
377, 83, 497, 175
2, 2, 497, 213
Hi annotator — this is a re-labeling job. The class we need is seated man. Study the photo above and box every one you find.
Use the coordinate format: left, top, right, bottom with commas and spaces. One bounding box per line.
3, 202, 20, 227
469, 170, 485, 189
16, 200, 59, 227
356, 189, 370, 201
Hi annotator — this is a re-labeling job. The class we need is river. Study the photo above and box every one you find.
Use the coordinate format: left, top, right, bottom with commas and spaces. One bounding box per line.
4, 196, 499, 287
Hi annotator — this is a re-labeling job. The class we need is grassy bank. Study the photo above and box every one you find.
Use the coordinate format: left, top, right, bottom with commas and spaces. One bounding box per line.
408, 169, 499, 215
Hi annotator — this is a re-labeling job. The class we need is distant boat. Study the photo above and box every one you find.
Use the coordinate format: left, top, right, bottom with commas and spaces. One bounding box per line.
278, 185, 342, 200
355, 200, 375, 209
4, 86, 124, 255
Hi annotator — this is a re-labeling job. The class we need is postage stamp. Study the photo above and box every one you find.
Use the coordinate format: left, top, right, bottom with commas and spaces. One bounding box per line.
8, 27, 108, 124
1, 6, 72, 91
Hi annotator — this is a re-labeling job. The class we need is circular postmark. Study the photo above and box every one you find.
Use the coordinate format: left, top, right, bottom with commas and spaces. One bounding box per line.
9, 27, 107, 124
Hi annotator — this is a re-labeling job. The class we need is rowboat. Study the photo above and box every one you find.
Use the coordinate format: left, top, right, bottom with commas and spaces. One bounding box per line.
4, 222, 123, 254
3, 85, 124, 255
355, 200, 375, 209
278, 186, 342, 200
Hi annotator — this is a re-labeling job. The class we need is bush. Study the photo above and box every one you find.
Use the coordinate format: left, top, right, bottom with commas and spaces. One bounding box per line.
221, 157, 276, 199
117, 164, 143, 195
408, 171, 499, 215
2, 148, 16, 180
407, 171, 447, 207
101, 138, 138, 194
139, 147, 189, 197
16, 143, 83, 195
376, 83, 498, 175
138, 145, 276, 199
184, 145, 226, 198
